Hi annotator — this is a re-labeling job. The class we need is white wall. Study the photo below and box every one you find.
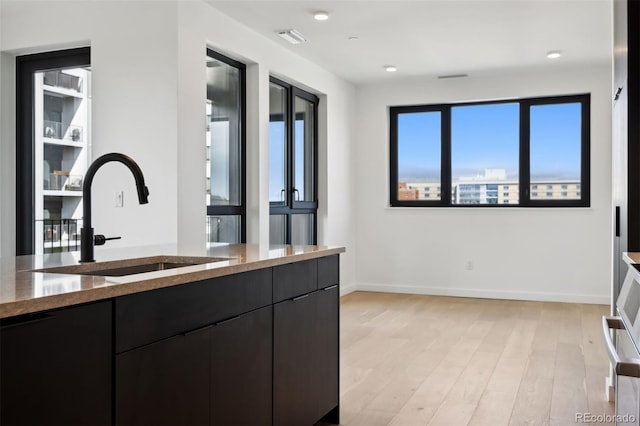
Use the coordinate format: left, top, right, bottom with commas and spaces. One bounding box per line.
1, 0, 180, 252
0, 52, 15, 258
354, 65, 613, 303
0, 5, 3, 258
174, 1, 356, 285
0, 0, 357, 288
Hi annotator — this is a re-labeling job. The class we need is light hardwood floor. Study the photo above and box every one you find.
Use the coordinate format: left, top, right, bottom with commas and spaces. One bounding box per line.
339, 292, 615, 426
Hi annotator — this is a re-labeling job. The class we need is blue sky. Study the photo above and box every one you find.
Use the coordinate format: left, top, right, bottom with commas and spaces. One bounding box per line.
269, 120, 308, 201
398, 102, 582, 182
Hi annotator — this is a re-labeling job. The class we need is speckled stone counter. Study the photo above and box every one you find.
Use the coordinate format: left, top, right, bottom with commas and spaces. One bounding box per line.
0, 244, 345, 318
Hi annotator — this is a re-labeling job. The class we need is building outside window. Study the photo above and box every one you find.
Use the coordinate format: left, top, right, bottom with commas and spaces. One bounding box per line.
206, 49, 245, 243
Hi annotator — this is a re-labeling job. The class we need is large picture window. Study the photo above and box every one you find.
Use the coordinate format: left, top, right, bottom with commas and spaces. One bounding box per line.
390, 94, 590, 207
206, 49, 245, 242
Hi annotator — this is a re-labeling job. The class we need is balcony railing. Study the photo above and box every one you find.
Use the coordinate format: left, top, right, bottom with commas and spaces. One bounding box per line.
43, 120, 83, 142
38, 219, 81, 253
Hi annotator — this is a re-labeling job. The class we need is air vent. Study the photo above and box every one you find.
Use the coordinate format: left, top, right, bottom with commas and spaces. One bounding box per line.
277, 29, 307, 44
437, 74, 469, 79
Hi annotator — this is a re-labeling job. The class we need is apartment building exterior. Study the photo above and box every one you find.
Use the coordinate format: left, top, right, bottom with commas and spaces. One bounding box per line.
398, 169, 580, 204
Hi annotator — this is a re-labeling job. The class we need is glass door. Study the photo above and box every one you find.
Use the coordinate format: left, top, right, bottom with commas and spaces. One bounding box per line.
268, 78, 318, 245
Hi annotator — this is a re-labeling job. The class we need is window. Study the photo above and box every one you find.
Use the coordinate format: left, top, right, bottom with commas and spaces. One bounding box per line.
16, 47, 91, 255
206, 49, 245, 243
389, 94, 589, 207
269, 77, 319, 245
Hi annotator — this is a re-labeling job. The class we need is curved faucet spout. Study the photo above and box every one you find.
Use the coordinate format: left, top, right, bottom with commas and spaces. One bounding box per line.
80, 153, 150, 263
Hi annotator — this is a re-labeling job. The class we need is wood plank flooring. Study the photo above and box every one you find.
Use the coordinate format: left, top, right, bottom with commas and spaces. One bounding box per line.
339, 292, 614, 426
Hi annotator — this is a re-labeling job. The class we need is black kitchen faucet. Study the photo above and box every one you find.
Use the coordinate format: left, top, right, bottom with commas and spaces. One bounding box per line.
80, 153, 149, 263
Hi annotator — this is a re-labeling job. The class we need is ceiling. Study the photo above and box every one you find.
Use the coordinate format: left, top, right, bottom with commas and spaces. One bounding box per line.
206, 0, 612, 86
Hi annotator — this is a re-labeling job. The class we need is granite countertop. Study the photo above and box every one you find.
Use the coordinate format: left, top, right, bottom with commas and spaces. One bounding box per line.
0, 244, 345, 319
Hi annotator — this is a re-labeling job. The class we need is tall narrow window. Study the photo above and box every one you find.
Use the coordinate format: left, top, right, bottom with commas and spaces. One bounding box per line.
528, 101, 583, 202
16, 48, 91, 255
393, 109, 443, 202
206, 49, 245, 243
269, 78, 318, 245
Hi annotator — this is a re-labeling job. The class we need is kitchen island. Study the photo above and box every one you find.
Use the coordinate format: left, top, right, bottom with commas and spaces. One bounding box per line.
0, 243, 344, 426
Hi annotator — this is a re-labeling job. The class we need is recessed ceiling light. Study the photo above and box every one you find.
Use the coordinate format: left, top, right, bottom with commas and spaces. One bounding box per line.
546, 50, 562, 59
313, 11, 329, 21
277, 29, 307, 44
384, 65, 397, 72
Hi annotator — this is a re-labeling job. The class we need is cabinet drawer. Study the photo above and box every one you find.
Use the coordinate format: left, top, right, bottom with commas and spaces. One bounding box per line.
273, 259, 317, 303
318, 255, 339, 289
116, 268, 272, 353
1, 301, 112, 426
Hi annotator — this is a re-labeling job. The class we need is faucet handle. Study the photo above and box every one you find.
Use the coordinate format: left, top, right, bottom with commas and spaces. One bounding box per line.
94, 234, 122, 246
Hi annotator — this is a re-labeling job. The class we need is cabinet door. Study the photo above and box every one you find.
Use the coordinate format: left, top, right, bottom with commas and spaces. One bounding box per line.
314, 285, 340, 422
116, 327, 210, 426
211, 306, 272, 426
273, 292, 318, 425
0, 301, 112, 426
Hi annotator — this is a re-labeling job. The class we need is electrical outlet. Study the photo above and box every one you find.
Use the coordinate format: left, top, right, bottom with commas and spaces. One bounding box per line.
465, 261, 474, 271
116, 191, 124, 208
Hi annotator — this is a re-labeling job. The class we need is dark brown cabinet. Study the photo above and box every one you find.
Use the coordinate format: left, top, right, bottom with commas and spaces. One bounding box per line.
315, 284, 340, 422
273, 255, 340, 425
116, 327, 210, 426
0, 254, 340, 426
211, 306, 273, 426
115, 269, 273, 426
274, 292, 319, 425
0, 301, 112, 426
116, 306, 273, 426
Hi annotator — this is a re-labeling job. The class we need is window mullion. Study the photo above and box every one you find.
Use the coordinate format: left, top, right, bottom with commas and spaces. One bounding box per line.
581, 97, 591, 207
441, 106, 452, 205
286, 86, 295, 211
520, 100, 531, 206
389, 109, 399, 205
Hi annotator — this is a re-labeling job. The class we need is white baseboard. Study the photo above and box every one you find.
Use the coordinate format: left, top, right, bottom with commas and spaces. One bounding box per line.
339, 282, 357, 297
351, 282, 610, 305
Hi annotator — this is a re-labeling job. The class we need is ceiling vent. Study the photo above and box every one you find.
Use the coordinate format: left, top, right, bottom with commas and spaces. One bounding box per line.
437, 74, 469, 79
277, 29, 307, 44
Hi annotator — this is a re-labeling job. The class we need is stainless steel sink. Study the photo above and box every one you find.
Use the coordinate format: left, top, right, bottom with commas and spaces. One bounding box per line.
31, 255, 230, 277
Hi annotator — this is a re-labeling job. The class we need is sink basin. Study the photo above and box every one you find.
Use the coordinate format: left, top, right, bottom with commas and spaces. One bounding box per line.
31, 255, 230, 277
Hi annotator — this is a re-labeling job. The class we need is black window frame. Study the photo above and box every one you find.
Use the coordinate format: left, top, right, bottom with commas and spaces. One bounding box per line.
269, 76, 319, 245
389, 93, 590, 208
205, 48, 247, 243
16, 47, 91, 255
